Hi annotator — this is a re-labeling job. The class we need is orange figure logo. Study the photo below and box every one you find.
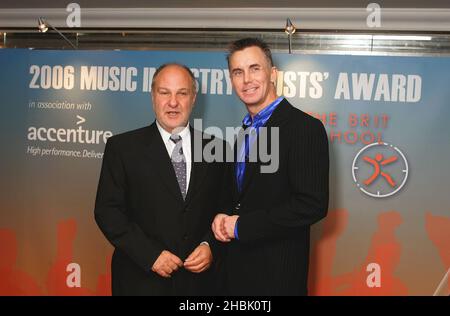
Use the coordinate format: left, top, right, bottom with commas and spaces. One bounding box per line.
363, 153, 398, 187
352, 142, 408, 198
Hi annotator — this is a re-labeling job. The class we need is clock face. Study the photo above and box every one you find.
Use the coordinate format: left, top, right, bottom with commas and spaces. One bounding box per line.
352, 142, 409, 198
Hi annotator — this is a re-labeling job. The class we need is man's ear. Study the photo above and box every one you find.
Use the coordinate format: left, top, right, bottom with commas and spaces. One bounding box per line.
150, 92, 156, 110
192, 92, 197, 106
270, 66, 278, 84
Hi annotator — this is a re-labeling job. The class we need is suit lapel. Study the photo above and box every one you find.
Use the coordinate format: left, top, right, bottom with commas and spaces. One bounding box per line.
240, 164, 258, 198
184, 128, 208, 205
141, 122, 185, 203
232, 141, 240, 201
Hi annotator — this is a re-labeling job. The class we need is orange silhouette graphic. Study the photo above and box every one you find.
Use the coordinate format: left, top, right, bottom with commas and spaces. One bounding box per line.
0, 229, 43, 295
364, 154, 398, 187
309, 210, 408, 295
1, 219, 113, 296
425, 212, 450, 294
308, 209, 349, 295
2, 211, 449, 296
46, 219, 94, 295
95, 254, 112, 296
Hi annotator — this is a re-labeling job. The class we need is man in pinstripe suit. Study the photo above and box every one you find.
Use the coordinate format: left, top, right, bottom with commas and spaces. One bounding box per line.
212, 38, 329, 295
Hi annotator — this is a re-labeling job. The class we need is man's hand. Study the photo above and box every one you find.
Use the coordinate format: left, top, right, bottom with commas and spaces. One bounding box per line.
223, 215, 239, 239
212, 213, 230, 242
152, 250, 183, 278
184, 244, 213, 273
212, 213, 239, 242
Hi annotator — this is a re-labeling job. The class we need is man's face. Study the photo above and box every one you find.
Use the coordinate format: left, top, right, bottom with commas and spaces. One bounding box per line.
229, 46, 277, 110
151, 65, 196, 133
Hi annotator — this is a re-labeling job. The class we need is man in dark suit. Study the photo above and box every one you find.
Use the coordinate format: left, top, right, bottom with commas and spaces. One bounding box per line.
95, 63, 225, 295
212, 38, 329, 295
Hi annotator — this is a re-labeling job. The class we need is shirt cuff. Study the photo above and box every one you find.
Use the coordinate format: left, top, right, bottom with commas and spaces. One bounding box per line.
200, 241, 209, 247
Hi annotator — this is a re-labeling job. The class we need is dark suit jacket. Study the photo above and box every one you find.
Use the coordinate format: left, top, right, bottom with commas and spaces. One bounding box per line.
94, 122, 225, 296
224, 98, 329, 296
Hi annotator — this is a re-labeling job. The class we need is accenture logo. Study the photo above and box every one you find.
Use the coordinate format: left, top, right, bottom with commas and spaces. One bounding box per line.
27, 115, 113, 145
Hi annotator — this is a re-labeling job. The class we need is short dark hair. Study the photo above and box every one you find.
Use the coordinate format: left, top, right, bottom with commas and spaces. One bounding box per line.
226, 37, 274, 69
151, 63, 197, 92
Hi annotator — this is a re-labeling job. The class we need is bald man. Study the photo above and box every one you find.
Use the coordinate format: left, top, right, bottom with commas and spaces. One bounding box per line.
95, 63, 226, 295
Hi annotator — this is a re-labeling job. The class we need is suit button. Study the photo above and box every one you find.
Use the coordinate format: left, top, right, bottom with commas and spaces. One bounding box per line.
184, 207, 190, 213
183, 234, 188, 240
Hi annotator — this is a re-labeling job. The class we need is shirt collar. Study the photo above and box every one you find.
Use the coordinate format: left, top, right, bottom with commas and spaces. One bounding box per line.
242, 96, 284, 128
156, 120, 190, 143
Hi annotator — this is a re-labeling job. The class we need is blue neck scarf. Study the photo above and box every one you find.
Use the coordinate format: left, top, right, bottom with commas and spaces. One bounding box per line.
236, 97, 284, 192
